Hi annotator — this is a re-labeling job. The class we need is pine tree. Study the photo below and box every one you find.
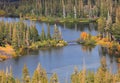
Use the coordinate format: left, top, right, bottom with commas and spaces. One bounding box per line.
71, 67, 79, 83
32, 70, 39, 83
8, 23, 12, 44
30, 25, 39, 42
105, 11, 112, 40
32, 63, 48, 83
116, 6, 120, 24
12, 26, 18, 49
41, 26, 46, 41
62, 0, 66, 18
98, 17, 106, 38
50, 73, 59, 83
100, 0, 108, 17
78, 0, 84, 18
74, 6, 77, 19
25, 27, 30, 47
53, 24, 62, 41
15, 78, 20, 83
0, 22, 5, 46
22, 64, 30, 83
47, 23, 51, 40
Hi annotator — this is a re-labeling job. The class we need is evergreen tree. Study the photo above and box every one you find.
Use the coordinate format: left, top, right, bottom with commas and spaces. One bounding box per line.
78, 0, 84, 17
98, 17, 106, 38
22, 64, 30, 83
40, 26, 46, 41
30, 25, 39, 42
47, 23, 51, 40
111, 23, 120, 41
53, 24, 62, 40
15, 78, 20, 83
116, 6, 120, 24
6, 76, 15, 83
105, 11, 113, 40
32, 63, 48, 83
62, 0, 66, 18
12, 26, 18, 49
0, 22, 5, 46
32, 70, 39, 83
25, 27, 30, 47
71, 66, 79, 83
50, 73, 59, 83
100, 0, 108, 17
8, 23, 12, 44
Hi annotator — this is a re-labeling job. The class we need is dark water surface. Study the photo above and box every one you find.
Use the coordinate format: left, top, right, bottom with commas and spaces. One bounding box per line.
0, 17, 118, 83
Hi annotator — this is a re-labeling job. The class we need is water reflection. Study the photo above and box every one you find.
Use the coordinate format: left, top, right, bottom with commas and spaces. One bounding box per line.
81, 45, 96, 52
58, 22, 97, 33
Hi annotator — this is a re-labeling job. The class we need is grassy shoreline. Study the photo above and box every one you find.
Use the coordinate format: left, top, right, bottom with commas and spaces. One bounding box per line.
0, 45, 16, 61
24, 16, 97, 23
77, 32, 120, 56
0, 19, 68, 61
0, 40, 67, 61
0, 15, 97, 23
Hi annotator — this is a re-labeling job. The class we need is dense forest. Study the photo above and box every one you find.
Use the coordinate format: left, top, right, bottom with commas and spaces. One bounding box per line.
0, 0, 119, 19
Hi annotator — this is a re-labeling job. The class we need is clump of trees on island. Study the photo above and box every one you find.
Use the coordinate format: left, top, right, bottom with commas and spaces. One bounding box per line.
1, 57, 120, 83
0, 20, 67, 60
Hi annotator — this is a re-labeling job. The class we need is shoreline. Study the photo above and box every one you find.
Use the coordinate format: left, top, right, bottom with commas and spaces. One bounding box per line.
0, 40, 68, 62
24, 16, 97, 23
0, 15, 97, 23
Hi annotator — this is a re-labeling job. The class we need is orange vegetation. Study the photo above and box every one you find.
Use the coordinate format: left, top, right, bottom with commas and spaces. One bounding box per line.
96, 37, 113, 48
80, 32, 89, 40
94, 36, 120, 54
80, 32, 120, 56
117, 45, 120, 52
0, 55, 8, 60
0, 45, 16, 60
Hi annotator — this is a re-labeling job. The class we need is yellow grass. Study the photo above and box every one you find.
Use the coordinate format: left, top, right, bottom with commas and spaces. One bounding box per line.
0, 45, 16, 60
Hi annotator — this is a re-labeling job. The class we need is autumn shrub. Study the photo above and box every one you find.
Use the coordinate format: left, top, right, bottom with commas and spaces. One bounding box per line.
80, 32, 89, 40
0, 55, 8, 60
0, 10, 6, 16
78, 32, 96, 46
117, 45, 120, 52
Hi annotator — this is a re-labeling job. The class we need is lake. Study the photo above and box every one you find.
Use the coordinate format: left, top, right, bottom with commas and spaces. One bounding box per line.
0, 17, 118, 83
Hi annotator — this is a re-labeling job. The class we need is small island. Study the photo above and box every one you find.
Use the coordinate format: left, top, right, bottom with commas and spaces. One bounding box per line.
0, 20, 67, 61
